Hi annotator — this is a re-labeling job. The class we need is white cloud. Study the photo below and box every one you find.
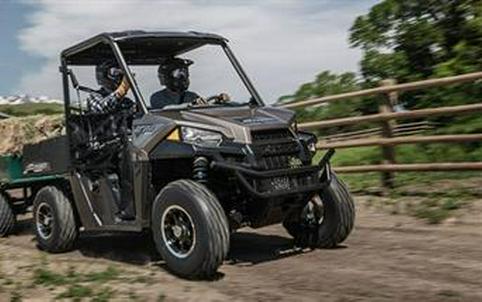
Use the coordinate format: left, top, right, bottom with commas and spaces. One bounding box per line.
16, 0, 375, 103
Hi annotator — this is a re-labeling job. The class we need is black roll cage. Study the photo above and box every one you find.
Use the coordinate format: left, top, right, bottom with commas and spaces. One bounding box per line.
60, 31, 264, 124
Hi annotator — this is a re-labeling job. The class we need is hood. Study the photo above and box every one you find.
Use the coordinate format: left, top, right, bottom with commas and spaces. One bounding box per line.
156, 106, 295, 143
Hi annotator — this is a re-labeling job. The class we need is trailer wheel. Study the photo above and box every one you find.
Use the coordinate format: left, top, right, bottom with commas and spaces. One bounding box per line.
283, 172, 355, 248
33, 186, 78, 252
152, 180, 230, 279
0, 194, 16, 237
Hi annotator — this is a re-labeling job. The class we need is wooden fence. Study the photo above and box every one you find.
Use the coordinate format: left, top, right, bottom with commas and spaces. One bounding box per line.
280, 71, 482, 188
321, 121, 437, 142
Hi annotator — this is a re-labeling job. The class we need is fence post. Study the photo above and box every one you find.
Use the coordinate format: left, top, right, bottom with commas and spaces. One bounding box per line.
379, 79, 397, 189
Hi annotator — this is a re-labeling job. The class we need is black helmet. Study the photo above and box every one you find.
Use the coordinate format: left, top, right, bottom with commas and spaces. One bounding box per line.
157, 57, 193, 93
96, 61, 123, 92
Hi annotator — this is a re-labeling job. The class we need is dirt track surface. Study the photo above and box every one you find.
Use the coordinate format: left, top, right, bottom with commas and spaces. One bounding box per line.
1, 196, 481, 301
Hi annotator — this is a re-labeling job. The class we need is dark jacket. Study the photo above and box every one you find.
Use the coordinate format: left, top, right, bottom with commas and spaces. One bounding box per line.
150, 89, 199, 109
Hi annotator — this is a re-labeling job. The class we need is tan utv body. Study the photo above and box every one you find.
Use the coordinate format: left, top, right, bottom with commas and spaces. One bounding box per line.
0, 31, 355, 279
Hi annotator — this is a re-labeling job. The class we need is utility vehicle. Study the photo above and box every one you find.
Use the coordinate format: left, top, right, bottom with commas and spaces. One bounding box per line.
0, 31, 355, 279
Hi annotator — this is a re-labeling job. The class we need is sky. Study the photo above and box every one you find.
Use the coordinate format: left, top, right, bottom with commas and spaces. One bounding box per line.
0, 0, 378, 104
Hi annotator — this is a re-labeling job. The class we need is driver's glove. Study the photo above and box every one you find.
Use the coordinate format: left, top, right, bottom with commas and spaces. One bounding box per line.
115, 76, 130, 98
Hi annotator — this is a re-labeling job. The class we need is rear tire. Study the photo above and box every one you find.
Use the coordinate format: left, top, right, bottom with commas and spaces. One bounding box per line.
152, 180, 230, 279
33, 186, 78, 252
283, 172, 355, 248
0, 194, 16, 237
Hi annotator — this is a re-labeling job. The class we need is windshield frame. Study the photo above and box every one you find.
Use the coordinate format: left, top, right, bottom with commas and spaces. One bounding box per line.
61, 35, 265, 116
119, 40, 264, 113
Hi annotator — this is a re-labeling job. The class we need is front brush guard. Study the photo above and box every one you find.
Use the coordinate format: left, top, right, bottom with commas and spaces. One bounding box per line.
210, 149, 335, 198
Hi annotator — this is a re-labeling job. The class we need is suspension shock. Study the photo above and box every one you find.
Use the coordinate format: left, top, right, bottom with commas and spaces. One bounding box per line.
193, 156, 209, 184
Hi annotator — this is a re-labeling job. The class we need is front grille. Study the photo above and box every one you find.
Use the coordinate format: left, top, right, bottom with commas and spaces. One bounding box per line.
251, 129, 293, 142
260, 142, 299, 156
258, 154, 292, 170
250, 129, 301, 170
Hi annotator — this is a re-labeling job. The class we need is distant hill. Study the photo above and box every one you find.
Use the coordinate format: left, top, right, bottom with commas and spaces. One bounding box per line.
0, 95, 62, 105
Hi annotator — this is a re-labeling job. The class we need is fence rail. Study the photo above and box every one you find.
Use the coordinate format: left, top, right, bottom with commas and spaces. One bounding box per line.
322, 121, 435, 142
281, 71, 482, 188
335, 162, 482, 173
282, 71, 482, 109
317, 134, 482, 149
299, 102, 482, 130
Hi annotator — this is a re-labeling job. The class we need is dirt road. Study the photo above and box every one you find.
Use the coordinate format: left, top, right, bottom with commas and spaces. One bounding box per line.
1, 196, 481, 301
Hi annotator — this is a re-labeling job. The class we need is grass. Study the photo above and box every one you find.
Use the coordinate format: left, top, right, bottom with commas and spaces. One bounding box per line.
10, 290, 22, 302
55, 285, 115, 302
0, 103, 64, 117
316, 144, 482, 167
1, 250, 166, 302
128, 292, 141, 301
131, 275, 155, 284
56, 284, 93, 301
33, 268, 70, 286
83, 266, 120, 282
315, 142, 482, 192
33, 265, 121, 285
340, 170, 477, 224
437, 289, 463, 298
410, 198, 466, 224
314, 142, 480, 224
30, 263, 123, 301
413, 202, 452, 224
4, 278, 14, 286
346, 179, 472, 224
92, 287, 115, 302
334, 171, 481, 193
157, 292, 166, 302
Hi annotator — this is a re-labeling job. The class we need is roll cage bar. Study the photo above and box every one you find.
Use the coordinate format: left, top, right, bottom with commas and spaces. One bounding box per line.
60, 31, 264, 118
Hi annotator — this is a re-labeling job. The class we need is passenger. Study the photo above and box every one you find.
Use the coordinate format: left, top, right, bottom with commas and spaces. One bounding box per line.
150, 57, 199, 109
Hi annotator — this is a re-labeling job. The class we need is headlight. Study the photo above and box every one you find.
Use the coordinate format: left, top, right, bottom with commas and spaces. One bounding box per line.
181, 127, 223, 147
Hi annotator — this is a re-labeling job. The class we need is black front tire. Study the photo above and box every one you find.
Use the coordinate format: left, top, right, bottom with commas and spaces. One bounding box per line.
0, 194, 16, 237
33, 186, 78, 252
152, 180, 230, 279
283, 172, 355, 248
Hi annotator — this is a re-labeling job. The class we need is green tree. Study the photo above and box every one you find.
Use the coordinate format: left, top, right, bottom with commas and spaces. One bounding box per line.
280, 1, 481, 136
349, 0, 481, 109
279, 71, 368, 135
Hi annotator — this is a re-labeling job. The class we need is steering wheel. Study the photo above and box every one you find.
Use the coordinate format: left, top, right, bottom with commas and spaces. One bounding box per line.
206, 93, 231, 104
190, 93, 231, 107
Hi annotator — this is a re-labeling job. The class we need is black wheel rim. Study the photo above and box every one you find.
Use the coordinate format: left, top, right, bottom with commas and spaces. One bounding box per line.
160, 205, 196, 258
302, 195, 325, 226
36, 202, 54, 240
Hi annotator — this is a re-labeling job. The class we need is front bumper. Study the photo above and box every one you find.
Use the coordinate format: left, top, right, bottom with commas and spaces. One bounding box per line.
211, 149, 335, 198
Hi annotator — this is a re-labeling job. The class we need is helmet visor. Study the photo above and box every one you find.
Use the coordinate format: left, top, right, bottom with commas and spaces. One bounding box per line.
171, 67, 188, 80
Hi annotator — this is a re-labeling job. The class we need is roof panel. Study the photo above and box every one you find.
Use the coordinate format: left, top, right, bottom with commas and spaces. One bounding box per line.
62, 30, 227, 65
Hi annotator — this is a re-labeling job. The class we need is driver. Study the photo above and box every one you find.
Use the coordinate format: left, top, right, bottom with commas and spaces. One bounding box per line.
150, 57, 199, 109
86, 60, 135, 220
88, 60, 132, 113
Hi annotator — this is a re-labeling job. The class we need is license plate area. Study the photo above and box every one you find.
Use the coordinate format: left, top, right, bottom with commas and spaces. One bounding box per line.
254, 171, 319, 194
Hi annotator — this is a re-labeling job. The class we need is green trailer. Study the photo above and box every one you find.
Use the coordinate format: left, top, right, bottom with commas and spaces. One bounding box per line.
0, 155, 23, 183
0, 154, 63, 236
